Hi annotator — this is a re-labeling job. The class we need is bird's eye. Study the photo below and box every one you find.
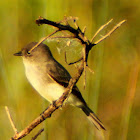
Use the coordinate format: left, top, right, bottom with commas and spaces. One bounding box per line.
27, 51, 31, 55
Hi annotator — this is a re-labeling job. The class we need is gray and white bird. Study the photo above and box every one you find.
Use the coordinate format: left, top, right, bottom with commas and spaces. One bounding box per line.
14, 42, 105, 130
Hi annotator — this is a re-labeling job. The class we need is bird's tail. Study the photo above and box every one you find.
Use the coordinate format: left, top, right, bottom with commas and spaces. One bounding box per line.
81, 105, 105, 130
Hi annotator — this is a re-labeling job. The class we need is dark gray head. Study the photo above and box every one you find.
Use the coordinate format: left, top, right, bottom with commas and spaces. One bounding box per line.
14, 42, 54, 63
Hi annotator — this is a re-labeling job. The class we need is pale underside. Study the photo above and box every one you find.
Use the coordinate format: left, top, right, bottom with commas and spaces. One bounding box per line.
23, 58, 83, 107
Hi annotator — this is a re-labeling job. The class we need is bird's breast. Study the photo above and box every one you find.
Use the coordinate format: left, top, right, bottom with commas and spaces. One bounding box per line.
23, 62, 65, 103
23, 60, 83, 107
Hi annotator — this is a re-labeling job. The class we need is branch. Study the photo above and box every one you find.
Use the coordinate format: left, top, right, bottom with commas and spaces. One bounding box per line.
31, 128, 44, 140
36, 16, 92, 47
94, 20, 126, 45
5, 106, 18, 134
65, 52, 83, 65
91, 19, 113, 42
29, 29, 60, 53
10, 17, 126, 140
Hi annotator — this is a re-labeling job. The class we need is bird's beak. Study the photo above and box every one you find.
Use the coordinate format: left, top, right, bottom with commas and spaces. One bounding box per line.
13, 51, 22, 56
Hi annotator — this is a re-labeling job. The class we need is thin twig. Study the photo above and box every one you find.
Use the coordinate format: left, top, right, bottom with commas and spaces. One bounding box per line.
65, 51, 69, 65
91, 19, 113, 42
82, 26, 87, 34
36, 17, 90, 45
49, 35, 75, 39
68, 57, 83, 65
58, 16, 78, 24
65, 52, 83, 65
83, 45, 87, 89
94, 20, 126, 45
73, 19, 79, 29
29, 29, 60, 53
31, 128, 44, 140
86, 65, 94, 74
5, 106, 18, 134
83, 67, 86, 89
66, 40, 71, 46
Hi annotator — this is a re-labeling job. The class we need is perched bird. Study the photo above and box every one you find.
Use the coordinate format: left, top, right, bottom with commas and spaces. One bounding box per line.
14, 42, 105, 130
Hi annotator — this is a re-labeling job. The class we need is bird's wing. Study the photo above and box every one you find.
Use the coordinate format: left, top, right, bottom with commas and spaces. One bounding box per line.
46, 60, 71, 87
46, 60, 86, 104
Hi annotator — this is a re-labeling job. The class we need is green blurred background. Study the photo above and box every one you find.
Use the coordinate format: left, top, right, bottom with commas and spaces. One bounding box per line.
0, 0, 139, 140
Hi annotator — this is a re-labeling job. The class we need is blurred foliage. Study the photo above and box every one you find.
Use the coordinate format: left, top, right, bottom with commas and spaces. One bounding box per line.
0, 0, 139, 140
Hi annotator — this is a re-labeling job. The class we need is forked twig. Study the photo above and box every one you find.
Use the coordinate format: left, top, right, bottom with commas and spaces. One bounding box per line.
91, 19, 113, 42
94, 20, 126, 45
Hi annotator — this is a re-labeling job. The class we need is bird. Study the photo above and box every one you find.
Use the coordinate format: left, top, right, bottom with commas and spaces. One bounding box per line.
14, 42, 105, 130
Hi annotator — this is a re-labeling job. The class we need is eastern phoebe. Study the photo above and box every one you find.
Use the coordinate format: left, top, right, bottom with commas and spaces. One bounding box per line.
14, 42, 105, 130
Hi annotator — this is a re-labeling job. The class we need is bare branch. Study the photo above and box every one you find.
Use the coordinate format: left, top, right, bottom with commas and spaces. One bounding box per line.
29, 29, 60, 53
67, 57, 83, 65
82, 26, 87, 34
65, 52, 83, 65
49, 35, 75, 39
36, 17, 91, 46
58, 16, 78, 24
86, 65, 94, 74
91, 19, 113, 42
31, 128, 44, 140
5, 106, 18, 134
94, 20, 126, 45
64, 51, 69, 65
83, 45, 87, 89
